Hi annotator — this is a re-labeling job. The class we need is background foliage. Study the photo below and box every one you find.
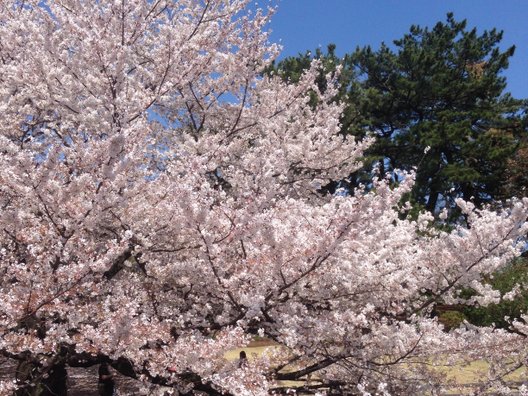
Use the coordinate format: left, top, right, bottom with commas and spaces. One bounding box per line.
267, 13, 528, 218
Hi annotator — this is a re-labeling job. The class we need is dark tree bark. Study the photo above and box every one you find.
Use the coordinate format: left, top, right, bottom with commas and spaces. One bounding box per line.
14, 360, 67, 396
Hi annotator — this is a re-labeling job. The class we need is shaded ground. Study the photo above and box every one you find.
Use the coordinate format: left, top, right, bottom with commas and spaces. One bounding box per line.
2, 349, 527, 395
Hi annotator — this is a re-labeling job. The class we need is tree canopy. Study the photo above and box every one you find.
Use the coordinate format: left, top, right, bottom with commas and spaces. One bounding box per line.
0, 3, 527, 395
269, 13, 527, 217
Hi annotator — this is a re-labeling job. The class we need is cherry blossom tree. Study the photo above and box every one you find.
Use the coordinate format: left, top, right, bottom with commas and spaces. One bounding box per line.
0, 1, 527, 395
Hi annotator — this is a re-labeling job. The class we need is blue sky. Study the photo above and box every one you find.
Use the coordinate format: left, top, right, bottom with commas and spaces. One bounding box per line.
263, 1, 527, 98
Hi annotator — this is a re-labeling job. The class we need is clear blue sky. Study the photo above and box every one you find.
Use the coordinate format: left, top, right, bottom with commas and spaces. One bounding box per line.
263, 0, 528, 98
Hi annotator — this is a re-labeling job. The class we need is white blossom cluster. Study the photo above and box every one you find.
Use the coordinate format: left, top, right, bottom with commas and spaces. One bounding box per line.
0, 1, 527, 395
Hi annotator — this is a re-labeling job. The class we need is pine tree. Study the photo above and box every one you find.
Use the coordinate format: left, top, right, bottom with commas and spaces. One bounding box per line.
269, 14, 527, 217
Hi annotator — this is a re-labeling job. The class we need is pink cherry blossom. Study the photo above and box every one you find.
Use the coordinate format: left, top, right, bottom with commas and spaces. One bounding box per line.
0, 1, 527, 395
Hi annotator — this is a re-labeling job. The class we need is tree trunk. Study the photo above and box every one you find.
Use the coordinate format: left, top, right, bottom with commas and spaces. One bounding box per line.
15, 360, 67, 396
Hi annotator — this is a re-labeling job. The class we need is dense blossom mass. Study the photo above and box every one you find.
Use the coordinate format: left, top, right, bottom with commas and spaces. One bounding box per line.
0, 1, 527, 395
